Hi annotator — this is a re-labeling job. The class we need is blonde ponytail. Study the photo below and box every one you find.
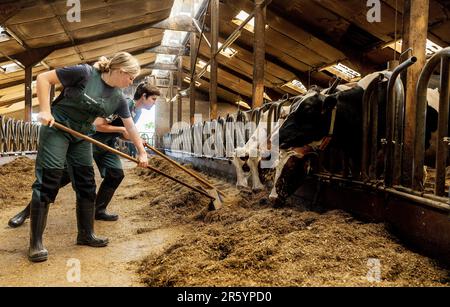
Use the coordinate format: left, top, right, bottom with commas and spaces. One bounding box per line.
93, 56, 111, 73
94, 52, 140, 77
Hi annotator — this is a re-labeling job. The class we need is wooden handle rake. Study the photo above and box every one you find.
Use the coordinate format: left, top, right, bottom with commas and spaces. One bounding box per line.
52, 122, 222, 209
143, 143, 226, 198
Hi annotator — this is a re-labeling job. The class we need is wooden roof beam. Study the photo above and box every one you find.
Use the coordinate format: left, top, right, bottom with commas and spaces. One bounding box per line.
146, 63, 178, 71
191, 51, 285, 99
266, 3, 380, 75
0, 47, 155, 94
181, 67, 252, 101
181, 71, 248, 106
191, 53, 254, 87
0, 0, 39, 24
215, 30, 328, 88
0, 78, 36, 90
195, 32, 295, 83
0, 84, 63, 108
184, 63, 254, 99
47, 1, 85, 62
150, 15, 197, 32
223, 0, 380, 75
0, 18, 171, 64
146, 46, 189, 56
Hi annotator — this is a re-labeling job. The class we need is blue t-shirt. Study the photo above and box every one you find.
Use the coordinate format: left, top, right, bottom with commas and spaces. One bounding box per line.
54, 64, 131, 119
92, 98, 141, 141
104, 98, 140, 126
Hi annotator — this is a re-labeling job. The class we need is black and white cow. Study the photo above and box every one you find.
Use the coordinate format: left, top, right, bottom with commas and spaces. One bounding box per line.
269, 72, 442, 203
231, 103, 291, 191
231, 83, 355, 192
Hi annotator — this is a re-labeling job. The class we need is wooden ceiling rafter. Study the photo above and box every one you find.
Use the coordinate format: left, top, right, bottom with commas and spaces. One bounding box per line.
46, 0, 85, 62
0, 10, 171, 64
181, 70, 249, 106
181, 60, 254, 101
192, 45, 289, 97
267, 3, 381, 75
0, 44, 159, 91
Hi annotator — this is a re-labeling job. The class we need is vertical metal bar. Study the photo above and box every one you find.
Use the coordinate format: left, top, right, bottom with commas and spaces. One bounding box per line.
252, 0, 265, 109
435, 56, 450, 196
362, 74, 382, 180
24, 65, 32, 122
369, 84, 380, 180
361, 85, 371, 180
393, 78, 405, 185
169, 71, 174, 129
210, 0, 219, 120
177, 56, 183, 123
413, 49, 450, 190
402, 0, 430, 187
190, 20, 198, 125
385, 57, 416, 186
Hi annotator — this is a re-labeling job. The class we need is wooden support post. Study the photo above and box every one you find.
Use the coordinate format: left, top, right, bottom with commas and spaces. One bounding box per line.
252, 0, 266, 109
210, 0, 219, 120
401, 0, 429, 187
169, 71, 174, 129
177, 56, 183, 123
190, 2, 198, 126
24, 65, 32, 122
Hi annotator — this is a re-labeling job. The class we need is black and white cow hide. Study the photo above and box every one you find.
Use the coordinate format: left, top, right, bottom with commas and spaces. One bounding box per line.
270, 72, 443, 203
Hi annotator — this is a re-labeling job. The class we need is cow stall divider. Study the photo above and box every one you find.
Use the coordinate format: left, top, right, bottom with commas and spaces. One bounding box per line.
307, 51, 449, 262
0, 116, 40, 157
384, 57, 416, 186
163, 94, 300, 161
162, 53, 450, 202
161, 50, 450, 263
414, 47, 450, 196
361, 72, 384, 181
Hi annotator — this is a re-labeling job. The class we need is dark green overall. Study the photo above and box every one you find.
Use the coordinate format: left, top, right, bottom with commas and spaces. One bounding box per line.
90, 98, 138, 219
28, 68, 124, 262
9, 99, 137, 230
92, 98, 136, 172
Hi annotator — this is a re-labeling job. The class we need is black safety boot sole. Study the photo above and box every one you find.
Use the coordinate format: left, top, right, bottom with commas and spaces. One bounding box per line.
28, 249, 48, 262
95, 212, 119, 221
76, 237, 109, 247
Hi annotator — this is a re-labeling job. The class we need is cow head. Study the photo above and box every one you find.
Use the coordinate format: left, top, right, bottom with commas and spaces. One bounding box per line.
279, 91, 338, 150
269, 146, 319, 205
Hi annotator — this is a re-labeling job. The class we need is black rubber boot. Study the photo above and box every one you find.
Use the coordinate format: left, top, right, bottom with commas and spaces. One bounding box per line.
94, 168, 124, 221
28, 202, 49, 262
9, 169, 72, 229
8, 203, 31, 228
95, 186, 119, 221
76, 200, 109, 247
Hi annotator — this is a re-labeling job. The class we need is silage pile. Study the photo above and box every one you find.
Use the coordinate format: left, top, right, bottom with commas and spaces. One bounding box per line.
134, 156, 449, 287
0, 157, 35, 209
131, 157, 212, 226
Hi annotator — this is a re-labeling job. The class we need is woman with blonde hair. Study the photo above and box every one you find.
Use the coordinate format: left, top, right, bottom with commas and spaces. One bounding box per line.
28, 52, 148, 262
9, 82, 161, 227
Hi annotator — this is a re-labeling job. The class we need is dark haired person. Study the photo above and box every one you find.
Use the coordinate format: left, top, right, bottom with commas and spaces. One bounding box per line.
91, 82, 160, 221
